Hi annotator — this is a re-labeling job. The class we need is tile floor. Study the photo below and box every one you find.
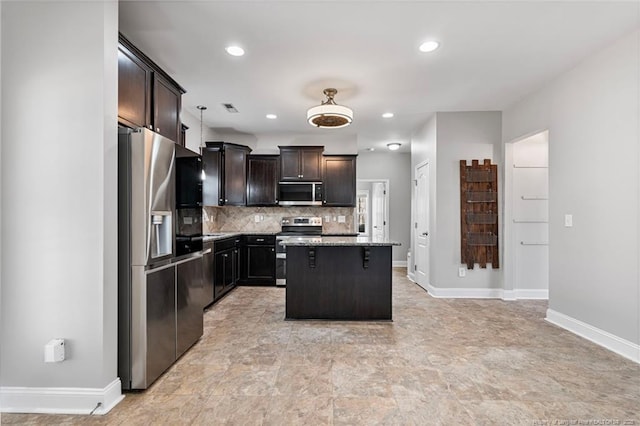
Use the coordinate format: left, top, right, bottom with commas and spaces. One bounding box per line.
2, 268, 638, 425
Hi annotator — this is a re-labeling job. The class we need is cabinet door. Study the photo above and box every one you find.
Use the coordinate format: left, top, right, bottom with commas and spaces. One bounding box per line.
247, 156, 279, 206
214, 251, 226, 300
202, 148, 223, 206
118, 46, 151, 129
202, 244, 214, 307
279, 149, 301, 181
323, 156, 357, 206
224, 146, 248, 206
176, 257, 204, 357
300, 148, 323, 181
153, 74, 181, 142
246, 245, 276, 281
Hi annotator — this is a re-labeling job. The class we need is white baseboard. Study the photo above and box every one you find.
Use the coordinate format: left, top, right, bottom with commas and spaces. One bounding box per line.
502, 289, 549, 300
407, 272, 416, 282
0, 378, 124, 415
392, 261, 407, 267
423, 284, 548, 300
425, 284, 504, 298
546, 309, 640, 364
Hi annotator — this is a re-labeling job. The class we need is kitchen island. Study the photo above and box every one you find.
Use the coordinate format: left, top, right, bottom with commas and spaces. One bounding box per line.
280, 236, 400, 321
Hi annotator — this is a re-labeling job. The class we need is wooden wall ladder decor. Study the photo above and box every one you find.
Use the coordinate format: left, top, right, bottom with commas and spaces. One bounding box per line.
460, 159, 499, 269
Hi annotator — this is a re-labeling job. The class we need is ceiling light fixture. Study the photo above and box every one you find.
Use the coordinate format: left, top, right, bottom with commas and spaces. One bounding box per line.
225, 45, 245, 57
266, 114, 277, 119
307, 88, 353, 128
387, 143, 401, 151
419, 40, 440, 53
382, 112, 394, 119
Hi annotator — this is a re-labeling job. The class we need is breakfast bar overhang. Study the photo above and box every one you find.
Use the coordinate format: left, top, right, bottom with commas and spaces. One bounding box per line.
281, 237, 401, 321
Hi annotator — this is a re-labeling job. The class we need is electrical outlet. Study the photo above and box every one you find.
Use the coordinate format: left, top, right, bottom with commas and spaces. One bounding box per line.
458, 267, 466, 277
338, 215, 346, 223
254, 215, 261, 223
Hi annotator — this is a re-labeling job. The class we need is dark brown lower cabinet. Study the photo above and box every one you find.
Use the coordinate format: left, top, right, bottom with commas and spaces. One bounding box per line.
240, 235, 276, 285
285, 245, 392, 320
213, 237, 240, 301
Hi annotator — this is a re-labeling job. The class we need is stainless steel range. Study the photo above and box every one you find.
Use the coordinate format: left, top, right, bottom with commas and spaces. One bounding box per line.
275, 216, 323, 286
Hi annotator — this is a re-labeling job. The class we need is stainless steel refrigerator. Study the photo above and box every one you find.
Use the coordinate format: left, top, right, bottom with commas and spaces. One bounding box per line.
118, 127, 204, 390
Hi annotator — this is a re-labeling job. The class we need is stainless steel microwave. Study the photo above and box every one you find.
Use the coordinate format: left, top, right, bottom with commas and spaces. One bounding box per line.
278, 182, 323, 206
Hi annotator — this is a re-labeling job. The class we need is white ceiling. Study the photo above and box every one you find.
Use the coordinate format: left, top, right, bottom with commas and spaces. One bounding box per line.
119, 1, 639, 153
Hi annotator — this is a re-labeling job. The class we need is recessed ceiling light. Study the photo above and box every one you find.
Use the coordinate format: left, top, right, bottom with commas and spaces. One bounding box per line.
387, 143, 401, 151
266, 114, 277, 119
225, 45, 245, 57
419, 41, 440, 53
367, 147, 375, 152
382, 112, 394, 119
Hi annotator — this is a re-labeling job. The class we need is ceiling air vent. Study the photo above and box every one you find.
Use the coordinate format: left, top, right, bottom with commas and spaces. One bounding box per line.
222, 103, 238, 113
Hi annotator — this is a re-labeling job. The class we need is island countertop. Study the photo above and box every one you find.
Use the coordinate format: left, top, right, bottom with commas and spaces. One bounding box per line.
279, 236, 401, 247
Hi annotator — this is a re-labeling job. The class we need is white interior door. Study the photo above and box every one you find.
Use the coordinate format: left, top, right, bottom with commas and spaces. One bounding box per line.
371, 182, 386, 240
414, 163, 430, 290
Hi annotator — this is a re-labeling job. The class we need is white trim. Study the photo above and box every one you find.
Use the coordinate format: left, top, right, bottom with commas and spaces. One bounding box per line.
502, 289, 549, 300
407, 272, 416, 282
546, 309, 640, 364
422, 284, 548, 300
425, 284, 504, 299
0, 378, 124, 415
392, 261, 407, 267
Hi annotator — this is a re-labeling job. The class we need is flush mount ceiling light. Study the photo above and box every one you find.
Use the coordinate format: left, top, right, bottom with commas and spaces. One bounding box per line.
225, 45, 245, 57
387, 143, 401, 151
307, 88, 353, 128
382, 112, 394, 119
266, 114, 278, 119
419, 40, 440, 53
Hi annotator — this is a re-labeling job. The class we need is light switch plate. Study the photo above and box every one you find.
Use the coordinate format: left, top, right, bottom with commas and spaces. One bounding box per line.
338, 215, 346, 223
564, 214, 573, 227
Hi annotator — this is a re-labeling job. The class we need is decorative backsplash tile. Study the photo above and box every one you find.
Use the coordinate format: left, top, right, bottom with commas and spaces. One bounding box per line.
203, 206, 356, 234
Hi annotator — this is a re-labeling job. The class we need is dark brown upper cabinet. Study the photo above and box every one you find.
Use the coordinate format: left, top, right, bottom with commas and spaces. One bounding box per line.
247, 155, 280, 206
117, 43, 151, 129
278, 146, 324, 181
202, 142, 252, 206
118, 33, 185, 143
322, 155, 357, 207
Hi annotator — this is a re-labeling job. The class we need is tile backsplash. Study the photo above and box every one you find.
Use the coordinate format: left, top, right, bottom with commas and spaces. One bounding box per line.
203, 206, 356, 234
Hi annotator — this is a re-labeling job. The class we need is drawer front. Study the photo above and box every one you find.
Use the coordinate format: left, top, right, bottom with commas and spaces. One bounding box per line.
245, 235, 275, 245
214, 237, 236, 253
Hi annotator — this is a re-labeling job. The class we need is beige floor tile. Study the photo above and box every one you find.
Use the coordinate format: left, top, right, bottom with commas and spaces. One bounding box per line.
5, 267, 639, 425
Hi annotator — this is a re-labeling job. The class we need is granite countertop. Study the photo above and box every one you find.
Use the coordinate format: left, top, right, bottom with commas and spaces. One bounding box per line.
203, 231, 277, 242
279, 236, 401, 247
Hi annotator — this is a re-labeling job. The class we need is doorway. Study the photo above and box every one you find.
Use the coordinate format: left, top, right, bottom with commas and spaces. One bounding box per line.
414, 161, 430, 291
504, 131, 549, 299
356, 180, 389, 240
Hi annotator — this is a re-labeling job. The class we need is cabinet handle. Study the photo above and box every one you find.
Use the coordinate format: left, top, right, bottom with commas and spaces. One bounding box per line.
225, 199, 228, 202
256, 238, 265, 242
156, 127, 160, 132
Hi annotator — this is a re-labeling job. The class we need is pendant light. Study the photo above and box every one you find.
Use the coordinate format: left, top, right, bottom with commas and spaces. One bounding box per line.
197, 105, 207, 150
307, 88, 353, 129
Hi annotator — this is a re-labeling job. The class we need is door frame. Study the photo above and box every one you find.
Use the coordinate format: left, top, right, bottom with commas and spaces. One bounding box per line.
355, 179, 390, 240
503, 129, 549, 299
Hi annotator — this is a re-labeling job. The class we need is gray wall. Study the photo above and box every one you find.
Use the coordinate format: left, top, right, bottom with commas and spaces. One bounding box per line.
411, 112, 502, 289
502, 29, 639, 345
357, 152, 411, 262
1, 0, 119, 395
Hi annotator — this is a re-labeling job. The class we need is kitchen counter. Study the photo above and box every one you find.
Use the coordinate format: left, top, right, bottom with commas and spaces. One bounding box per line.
280, 236, 400, 247
203, 231, 276, 242
284, 238, 398, 321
